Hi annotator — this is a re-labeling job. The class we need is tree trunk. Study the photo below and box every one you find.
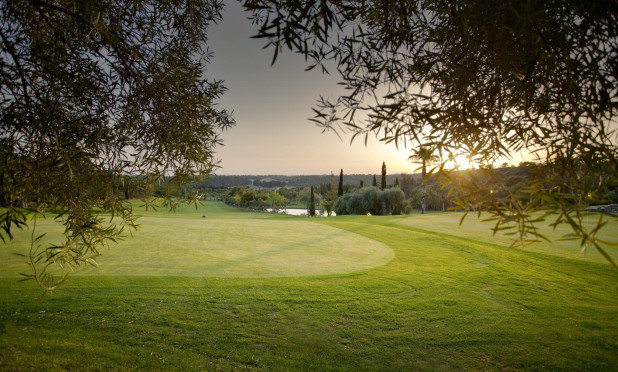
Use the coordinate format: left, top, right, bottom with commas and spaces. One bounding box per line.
421, 163, 426, 214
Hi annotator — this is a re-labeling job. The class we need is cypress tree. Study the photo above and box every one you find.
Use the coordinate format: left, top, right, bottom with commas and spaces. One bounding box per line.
381, 161, 387, 190
360, 180, 364, 188
338, 169, 344, 197
309, 186, 316, 216
395, 177, 399, 186
372, 175, 377, 187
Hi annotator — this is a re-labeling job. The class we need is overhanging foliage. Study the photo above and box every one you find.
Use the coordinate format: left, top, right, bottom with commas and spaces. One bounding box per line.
0, 0, 234, 290
243, 0, 617, 265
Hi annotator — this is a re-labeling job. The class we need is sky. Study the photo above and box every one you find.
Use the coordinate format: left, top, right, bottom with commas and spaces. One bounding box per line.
206, 2, 526, 176
206, 2, 422, 176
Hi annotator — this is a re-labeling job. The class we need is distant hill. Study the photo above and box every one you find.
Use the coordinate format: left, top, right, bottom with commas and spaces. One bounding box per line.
193, 165, 536, 191
194, 174, 420, 189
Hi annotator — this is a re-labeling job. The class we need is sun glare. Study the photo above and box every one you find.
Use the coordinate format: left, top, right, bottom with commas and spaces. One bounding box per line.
448, 154, 475, 170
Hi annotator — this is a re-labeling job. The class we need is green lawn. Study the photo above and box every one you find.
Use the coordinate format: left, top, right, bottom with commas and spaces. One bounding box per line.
0, 207, 392, 278
1, 202, 617, 371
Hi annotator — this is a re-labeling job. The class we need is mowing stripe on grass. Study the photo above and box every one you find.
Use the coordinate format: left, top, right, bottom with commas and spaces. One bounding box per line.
0, 217, 394, 278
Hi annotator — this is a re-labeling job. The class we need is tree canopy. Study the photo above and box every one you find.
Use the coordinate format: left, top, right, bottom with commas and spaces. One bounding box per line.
243, 0, 618, 264
0, 0, 234, 289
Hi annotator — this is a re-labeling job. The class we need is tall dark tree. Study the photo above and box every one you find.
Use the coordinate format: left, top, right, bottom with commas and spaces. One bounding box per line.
372, 175, 377, 187
381, 162, 387, 190
309, 186, 316, 217
395, 178, 399, 187
243, 0, 618, 264
0, 0, 234, 290
337, 169, 344, 197
360, 180, 364, 188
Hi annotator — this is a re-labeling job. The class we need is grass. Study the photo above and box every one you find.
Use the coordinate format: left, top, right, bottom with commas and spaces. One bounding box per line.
0, 203, 392, 278
392, 210, 618, 264
0, 201, 617, 371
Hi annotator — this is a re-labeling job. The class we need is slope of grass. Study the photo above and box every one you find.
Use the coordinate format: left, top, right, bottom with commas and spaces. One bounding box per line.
1, 202, 617, 371
392, 211, 618, 264
0, 203, 392, 278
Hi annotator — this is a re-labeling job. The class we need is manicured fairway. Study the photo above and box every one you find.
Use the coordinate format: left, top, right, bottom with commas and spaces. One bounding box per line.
392, 211, 618, 264
0, 202, 617, 371
0, 216, 393, 278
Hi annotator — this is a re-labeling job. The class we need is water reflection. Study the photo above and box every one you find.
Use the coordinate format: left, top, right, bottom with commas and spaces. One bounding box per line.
267, 208, 336, 217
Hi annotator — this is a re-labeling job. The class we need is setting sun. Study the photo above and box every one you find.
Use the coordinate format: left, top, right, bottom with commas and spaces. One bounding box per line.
446, 153, 475, 170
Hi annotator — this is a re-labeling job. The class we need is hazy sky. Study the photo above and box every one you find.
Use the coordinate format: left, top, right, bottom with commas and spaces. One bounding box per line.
207, 2, 420, 176
207, 2, 526, 175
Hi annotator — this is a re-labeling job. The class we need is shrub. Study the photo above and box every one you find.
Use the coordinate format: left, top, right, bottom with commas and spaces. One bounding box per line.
348, 187, 379, 214
334, 193, 352, 215
335, 186, 405, 215
381, 187, 405, 215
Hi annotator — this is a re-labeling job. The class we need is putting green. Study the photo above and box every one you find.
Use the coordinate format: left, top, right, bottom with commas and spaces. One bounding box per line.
0, 217, 393, 277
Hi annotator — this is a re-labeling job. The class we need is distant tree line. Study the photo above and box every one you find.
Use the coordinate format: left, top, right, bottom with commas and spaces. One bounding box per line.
224, 187, 288, 210
193, 174, 408, 189
216, 163, 616, 215
252, 180, 287, 188
222, 185, 322, 212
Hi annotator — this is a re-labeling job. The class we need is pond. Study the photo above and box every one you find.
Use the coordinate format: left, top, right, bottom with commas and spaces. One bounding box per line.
267, 208, 336, 217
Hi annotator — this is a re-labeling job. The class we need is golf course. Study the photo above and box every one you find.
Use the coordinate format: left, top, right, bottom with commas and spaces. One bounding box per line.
0, 201, 617, 370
